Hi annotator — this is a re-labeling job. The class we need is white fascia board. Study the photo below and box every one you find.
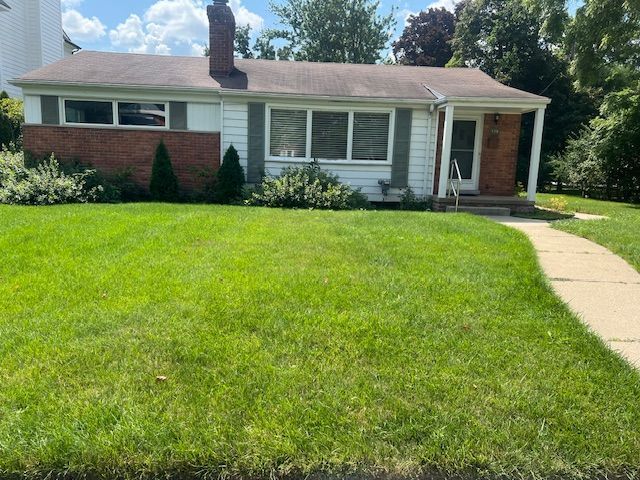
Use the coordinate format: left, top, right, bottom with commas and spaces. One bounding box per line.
219, 90, 436, 106
435, 96, 551, 113
13, 81, 221, 103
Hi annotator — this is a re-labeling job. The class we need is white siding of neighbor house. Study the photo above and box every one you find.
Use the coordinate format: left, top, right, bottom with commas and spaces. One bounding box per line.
220, 98, 435, 202
0, 0, 64, 97
23, 94, 42, 124
187, 103, 221, 132
39, 0, 64, 66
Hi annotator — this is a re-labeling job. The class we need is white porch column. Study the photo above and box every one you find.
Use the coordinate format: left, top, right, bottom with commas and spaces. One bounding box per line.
527, 107, 546, 202
437, 105, 455, 199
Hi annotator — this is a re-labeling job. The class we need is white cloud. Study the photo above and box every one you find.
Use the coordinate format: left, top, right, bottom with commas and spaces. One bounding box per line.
62, 9, 107, 42
400, 0, 458, 24
428, 0, 458, 11
109, 0, 263, 56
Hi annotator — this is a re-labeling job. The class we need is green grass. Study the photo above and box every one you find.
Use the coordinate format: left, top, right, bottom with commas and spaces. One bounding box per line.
1, 204, 640, 480
538, 193, 640, 271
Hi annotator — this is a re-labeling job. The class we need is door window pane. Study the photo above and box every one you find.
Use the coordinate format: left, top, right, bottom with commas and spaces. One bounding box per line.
451, 120, 477, 180
65, 100, 113, 125
311, 111, 349, 160
452, 121, 476, 150
118, 102, 166, 127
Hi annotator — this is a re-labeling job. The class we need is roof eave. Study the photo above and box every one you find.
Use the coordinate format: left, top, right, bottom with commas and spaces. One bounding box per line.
218, 89, 436, 105
11, 79, 219, 96
436, 96, 552, 108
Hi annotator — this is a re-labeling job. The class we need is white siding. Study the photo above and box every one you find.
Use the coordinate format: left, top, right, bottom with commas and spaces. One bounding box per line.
40, 0, 64, 66
23, 95, 42, 124
223, 100, 249, 170
187, 103, 221, 132
264, 161, 393, 202
407, 107, 430, 197
221, 101, 434, 202
0, 0, 65, 97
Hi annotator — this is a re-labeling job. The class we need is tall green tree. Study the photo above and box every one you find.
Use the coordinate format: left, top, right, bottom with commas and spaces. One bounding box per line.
567, 0, 640, 88
253, 31, 277, 60
449, 0, 596, 187
235, 24, 254, 59
393, 8, 455, 67
269, 0, 396, 63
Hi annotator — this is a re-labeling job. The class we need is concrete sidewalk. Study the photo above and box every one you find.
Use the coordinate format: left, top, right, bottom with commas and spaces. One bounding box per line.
490, 216, 640, 368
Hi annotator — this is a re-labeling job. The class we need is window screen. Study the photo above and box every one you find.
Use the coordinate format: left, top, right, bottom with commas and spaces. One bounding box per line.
311, 111, 349, 160
270, 109, 307, 157
118, 102, 166, 127
65, 100, 113, 125
352, 113, 390, 161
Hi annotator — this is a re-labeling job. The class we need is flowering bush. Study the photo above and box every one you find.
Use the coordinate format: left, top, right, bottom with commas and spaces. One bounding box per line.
247, 162, 369, 210
0, 149, 102, 205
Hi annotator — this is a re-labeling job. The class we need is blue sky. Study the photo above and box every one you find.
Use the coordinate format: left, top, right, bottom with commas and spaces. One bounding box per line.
62, 0, 582, 57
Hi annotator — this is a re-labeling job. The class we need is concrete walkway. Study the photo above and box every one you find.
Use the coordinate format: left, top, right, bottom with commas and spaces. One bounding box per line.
490, 216, 640, 368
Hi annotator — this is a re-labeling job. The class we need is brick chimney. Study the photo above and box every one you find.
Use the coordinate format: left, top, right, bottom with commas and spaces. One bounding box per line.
208, 0, 236, 77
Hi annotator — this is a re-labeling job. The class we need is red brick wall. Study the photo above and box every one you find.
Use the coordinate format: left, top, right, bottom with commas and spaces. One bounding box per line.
478, 114, 521, 196
433, 112, 521, 197
23, 125, 220, 193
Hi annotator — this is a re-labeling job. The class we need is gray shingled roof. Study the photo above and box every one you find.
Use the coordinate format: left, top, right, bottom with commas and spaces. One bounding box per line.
15, 51, 548, 102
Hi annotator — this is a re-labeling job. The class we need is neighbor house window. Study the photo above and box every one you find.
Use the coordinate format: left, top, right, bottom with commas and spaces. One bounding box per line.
268, 106, 392, 162
118, 102, 167, 127
65, 100, 113, 125
269, 109, 307, 157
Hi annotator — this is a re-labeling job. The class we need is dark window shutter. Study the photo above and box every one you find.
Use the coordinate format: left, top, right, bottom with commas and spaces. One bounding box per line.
169, 102, 187, 130
391, 108, 412, 188
247, 102, 265, 183
41, 96, 60, 125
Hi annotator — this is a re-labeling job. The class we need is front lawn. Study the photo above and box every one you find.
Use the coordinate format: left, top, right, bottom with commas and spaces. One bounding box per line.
538, 193, 640, 271
1, 204, 639, 480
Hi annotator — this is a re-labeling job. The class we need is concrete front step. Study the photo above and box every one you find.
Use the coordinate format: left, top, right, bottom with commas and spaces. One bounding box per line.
446, 206, 511, 216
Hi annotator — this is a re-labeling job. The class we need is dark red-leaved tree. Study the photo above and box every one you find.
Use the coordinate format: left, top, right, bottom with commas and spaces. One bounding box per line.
393, 8, 455, 67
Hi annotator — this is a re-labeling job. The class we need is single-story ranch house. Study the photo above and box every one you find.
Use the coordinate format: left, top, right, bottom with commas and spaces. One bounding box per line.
12, 0, 550, 212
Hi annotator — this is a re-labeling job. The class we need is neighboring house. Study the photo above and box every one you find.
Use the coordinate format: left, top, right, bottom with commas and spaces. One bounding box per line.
12, 0, 549, 211
0, 0, 77, 97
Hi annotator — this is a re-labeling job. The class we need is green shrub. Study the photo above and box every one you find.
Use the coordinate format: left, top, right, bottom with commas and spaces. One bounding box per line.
399, 187, 431, 211
0, 93, 23, 150
212, 145, 245, 203
0, 149, 102, 205
248, 161, 369, 210
149, 140, 178, 202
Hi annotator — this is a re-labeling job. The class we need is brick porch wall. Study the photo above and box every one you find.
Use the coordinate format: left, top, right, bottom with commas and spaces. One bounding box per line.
433, 113, 521, 196
22, 125, 220, 193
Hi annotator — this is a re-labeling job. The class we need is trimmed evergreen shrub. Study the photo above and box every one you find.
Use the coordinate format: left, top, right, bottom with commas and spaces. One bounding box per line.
149, 141, 178, 202
213, 145, 245, 203
248, 161, 370, 210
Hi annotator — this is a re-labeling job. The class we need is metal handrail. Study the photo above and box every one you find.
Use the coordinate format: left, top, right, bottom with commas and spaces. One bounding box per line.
447, 159, 462, 213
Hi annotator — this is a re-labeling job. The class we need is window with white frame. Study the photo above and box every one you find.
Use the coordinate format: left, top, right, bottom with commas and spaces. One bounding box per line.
65, 100, 114, 125
269, 109, 307, 158
63, 99, 169, 128
268, 107, 392, 162
118, 102, 167, 127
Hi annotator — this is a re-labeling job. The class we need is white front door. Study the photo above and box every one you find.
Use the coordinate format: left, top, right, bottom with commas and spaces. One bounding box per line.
450, 117, 483, 192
